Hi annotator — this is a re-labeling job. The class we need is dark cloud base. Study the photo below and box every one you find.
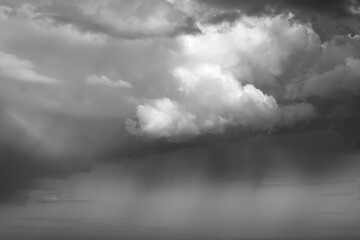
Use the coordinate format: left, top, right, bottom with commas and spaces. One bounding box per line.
1, 102, 358, 205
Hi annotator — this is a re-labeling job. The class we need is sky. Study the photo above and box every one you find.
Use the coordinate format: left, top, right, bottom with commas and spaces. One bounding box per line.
1, 0, 360, 238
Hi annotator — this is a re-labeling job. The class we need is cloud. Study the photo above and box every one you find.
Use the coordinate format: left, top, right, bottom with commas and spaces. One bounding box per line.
178, 14, 321, 89
126, 77, 314, 138
0, 1, 200, 41
349, 0, 360, 14
126, 14, 316, 138
126, 98, 198, 138
50, 0, 201, 40
284, 35, 360, 99
1, 0, 360, 207
303, 57, 360, 97
0, 101, 129, 204
284, 0, 360, 17
198, 0, 360, 18
0, 51, 58, 83
196, 0, 360, 42
86, 75, 132, 88
0, 1, 181, 117
0, 2, 108, 44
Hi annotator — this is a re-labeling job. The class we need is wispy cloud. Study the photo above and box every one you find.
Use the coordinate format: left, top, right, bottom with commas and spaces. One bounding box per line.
86, 75, 132, 88
0, 51, 59, 83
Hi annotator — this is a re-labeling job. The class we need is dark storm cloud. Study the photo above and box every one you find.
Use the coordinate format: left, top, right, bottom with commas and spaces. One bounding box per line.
0, 104, 35, 204
284, 0, 359, 17
0, 103, 50, 204
205, 11, 242, 25
0, 98, 357, 205
200, 0, 359, 17
1, 0, 360, 207
200, 0, 360, 41
0, 102, 122, 204
100, 114, 360, 188
309, 94, 360, 147
100, 134, 355, 190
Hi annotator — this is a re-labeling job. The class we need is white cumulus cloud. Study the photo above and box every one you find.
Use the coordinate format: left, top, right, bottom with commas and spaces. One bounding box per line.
126, 98, 198, 138
126, 14, 316, 138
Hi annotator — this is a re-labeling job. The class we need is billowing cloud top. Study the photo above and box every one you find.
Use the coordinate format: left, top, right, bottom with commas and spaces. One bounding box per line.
1, 0, 360, 204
